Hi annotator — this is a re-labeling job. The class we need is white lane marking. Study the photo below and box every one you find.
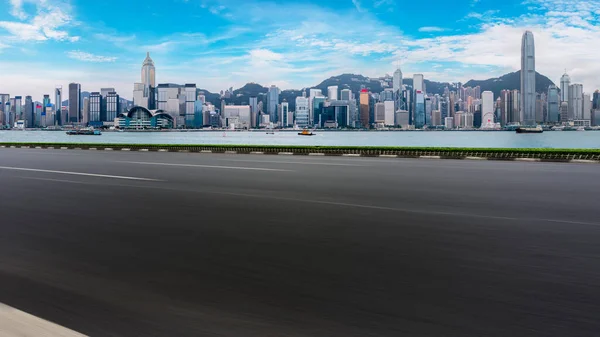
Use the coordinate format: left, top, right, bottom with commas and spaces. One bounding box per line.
278, 152, 294, 155
120, 161, 292, 172
0, 166, 162, 181
0, 303, 87, 336
379, 155, 398, 158
420, 156, 442, 159
250, 151, 264, 154
222, 159, 366, 167
465, 156, 488, 160
342, 154, 361, 157
308, 153, 325, 156
23, 177, 101, 185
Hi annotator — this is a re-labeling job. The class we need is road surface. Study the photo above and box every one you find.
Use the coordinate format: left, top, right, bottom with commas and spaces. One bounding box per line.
1, 148, 599, 336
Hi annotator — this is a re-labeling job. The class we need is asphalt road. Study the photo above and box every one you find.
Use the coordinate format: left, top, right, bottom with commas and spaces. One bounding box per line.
1, 148, 599, 336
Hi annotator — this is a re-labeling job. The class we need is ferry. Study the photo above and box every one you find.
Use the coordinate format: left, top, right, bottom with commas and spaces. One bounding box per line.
515, 126, 543, 134
298, 129, 315, 136
66, 127, 102, 135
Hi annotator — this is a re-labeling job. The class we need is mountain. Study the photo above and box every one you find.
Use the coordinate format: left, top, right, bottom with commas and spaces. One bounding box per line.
166, 70, 559, 111
464, 71, 556, 98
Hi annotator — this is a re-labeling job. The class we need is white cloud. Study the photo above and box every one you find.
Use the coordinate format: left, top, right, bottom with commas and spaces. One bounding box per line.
0, 0, 78, 42
66, 50, 117, 62
418, 26, 446, 32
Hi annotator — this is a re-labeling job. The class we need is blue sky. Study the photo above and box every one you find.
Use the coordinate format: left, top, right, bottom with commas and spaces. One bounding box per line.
0, 0, 599, 100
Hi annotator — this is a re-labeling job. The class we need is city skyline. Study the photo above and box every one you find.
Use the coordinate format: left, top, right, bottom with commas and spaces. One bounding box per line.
0, 0, 599, 99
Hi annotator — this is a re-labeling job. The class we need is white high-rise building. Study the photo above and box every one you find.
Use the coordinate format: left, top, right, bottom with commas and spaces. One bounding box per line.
583, 93, 591, 121
481, 91, 495, 128
295, 96, 310, 127
568, 84, 583, 120
327, 86, 338, 101
520, 31, 536, 126
413, 74, 424, 92
560, 72, 571, 102
384, 100, 394, 126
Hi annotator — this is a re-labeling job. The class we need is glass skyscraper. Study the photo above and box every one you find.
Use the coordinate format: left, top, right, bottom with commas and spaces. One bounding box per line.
547, 86, 559, 123
520, 31, 536, 126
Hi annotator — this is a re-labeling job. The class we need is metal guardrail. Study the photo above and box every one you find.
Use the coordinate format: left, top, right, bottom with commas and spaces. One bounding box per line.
1, 143, 599, 162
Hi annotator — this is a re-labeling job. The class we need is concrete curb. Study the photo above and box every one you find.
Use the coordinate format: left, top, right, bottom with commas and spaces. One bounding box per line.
1, 144, 599, 164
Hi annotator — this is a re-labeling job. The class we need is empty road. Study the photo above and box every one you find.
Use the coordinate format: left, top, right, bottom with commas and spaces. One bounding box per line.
1, 148, 599, 336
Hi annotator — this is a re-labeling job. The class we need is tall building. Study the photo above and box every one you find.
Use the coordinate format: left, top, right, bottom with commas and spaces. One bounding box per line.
82, 97, 90, 125
413, 74, 424, 92
340, 89, 352, 101
560, 72, 571, 102
267, 85, 279, 123
312, 96, 326, 127
54, 86, 62, 125
142, 52, 156, 88
481, 91, 495, 128
133, 52, 156, 109
359, 89, 370, 128
520, 30, 536, 126
583, 93, 591, 121
327, 86, 338, 100
249, 96, 258, 127
593, 90, 600, 110
105, 92, 120, 122
547, 85, 560, 123
414, 90, 425, 128
68, 83, 81, 123
89, 92, 102, 124
384, 100, 394, 126
308, 89, 322, 125
295, 96, 309, 127
374, 102, 385, 125
393, 66, 403, 93
184, 84, 197, 128
24, 96, 33, 127
0, 94, 9, 128
568, 84, 583, 120
560, 102, 569, 122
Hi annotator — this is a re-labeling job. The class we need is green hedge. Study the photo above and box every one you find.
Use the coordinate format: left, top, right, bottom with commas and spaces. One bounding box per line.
1, 142, 599, 155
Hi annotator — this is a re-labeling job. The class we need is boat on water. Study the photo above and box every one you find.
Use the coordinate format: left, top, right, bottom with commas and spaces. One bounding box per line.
66, 127, 102, 135
516, 126, 543, 134
298, 129, 315, 136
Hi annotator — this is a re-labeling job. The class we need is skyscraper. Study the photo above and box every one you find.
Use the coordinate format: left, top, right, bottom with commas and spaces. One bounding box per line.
0, 94, 9, 128
393, 67, 403, 93
295, 96, 309, 127
568, 84, 583, 120
105, 91, 120, 122
413, 74, 424, 92
24, 96, 33, 127
68, 83, 81, 123
359, 89, 369, 128
560, 72, 570, 102
520, 31, 536, 126
340, 89, 352, 101
481, 91, 495, 128
327, 86, 338, 101
142, 52, 156, 87
414, 91, 425, 128
267, 85, 279, 123
583, 93, 591, 121
89, 92, 102, 124
55, 86, 62, 125
547, 85, 559, 123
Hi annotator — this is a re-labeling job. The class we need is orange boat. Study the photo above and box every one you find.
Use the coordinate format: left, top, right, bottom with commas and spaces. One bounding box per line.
298, 129, 315, 136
